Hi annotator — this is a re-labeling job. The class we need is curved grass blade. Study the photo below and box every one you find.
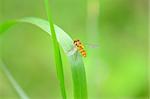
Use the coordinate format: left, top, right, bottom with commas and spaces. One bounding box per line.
0, 60, 29, 99
0, 17, 88, 99
0, 32, 29, 99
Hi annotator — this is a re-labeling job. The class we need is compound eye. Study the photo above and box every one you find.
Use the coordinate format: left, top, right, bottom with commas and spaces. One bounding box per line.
74, 40, 76, 43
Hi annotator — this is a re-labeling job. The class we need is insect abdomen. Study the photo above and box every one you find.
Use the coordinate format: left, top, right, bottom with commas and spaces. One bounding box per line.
78, 47, 86, 57
74, 39, 86, 57
81, 50, 86, 57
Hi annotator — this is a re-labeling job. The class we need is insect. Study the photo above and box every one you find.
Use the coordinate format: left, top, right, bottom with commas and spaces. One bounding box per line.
73, 39, 86, 57
66, 39, 87, 57
67, 39, 99, 57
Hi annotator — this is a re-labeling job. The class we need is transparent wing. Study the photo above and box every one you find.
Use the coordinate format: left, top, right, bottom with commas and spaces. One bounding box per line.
66, 46, 78, 56
84, 43, 100, 48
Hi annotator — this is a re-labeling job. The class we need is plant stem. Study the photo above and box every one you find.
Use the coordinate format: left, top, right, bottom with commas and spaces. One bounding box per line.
0, 60, 29, 99
0, 37, 29, 99
44, 0, 67, 99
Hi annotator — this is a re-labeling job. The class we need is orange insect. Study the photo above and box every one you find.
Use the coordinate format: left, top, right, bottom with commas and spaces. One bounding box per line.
67, 39, 98, 57
73, 39, 86, 57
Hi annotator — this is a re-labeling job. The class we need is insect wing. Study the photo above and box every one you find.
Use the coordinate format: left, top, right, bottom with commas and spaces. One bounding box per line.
84, 43, 100, 49
66, 46, 78, 56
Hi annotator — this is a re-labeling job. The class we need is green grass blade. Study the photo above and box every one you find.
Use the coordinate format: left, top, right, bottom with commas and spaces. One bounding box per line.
0, 20, 17, 33
0, 60, 29, 99
44, 0, 67, 98
0, 17, 88, 99
0, 32, 29, 99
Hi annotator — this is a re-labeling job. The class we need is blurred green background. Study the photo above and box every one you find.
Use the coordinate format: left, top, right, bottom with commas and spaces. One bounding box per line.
0, 0, 148, 99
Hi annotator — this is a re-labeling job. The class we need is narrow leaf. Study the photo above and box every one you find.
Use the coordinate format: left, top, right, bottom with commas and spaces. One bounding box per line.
0, 60, 29, 99
44, 0, 67, 98
0, 17, 88, 99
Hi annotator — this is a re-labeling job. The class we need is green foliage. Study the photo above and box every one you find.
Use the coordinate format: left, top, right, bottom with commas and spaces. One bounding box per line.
0, 17, 87, 99
44, 0, 66, 98
0, 60, 29, 99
